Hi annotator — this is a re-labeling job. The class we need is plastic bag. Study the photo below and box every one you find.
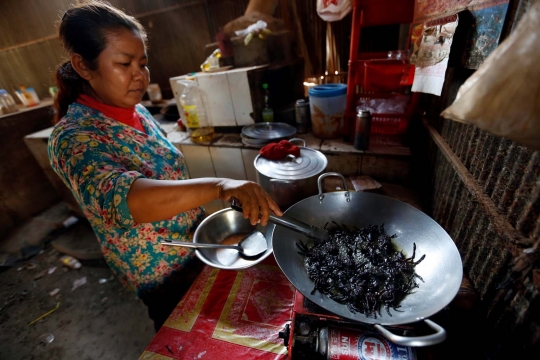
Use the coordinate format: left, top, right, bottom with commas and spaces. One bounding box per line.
357, 94, 410, 114
234, 20, 272, 45
317, 0, 352, 22
440, 2, 540, 151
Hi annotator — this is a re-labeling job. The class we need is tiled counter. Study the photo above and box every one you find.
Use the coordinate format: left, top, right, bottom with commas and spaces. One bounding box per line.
25, 117, 412, 216
159, 121, 412, 214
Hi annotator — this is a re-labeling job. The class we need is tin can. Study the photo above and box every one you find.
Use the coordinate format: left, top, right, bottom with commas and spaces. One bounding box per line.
354, 109, 372, 150
318, 326, 416, 360
295, 99, 310, 134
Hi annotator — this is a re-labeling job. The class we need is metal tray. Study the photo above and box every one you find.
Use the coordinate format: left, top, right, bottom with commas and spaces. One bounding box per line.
242, 122, 297, 140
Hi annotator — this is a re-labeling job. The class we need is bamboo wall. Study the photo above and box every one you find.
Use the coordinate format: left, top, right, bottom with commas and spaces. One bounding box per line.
410, 0, 540, 356
0, 0, 335, 102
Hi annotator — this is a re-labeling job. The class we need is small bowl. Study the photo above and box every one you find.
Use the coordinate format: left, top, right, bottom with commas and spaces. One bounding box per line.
193, 208, 274, 270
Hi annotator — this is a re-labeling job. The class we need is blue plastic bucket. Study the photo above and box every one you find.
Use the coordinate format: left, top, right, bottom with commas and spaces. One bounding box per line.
308, 83, 347, 139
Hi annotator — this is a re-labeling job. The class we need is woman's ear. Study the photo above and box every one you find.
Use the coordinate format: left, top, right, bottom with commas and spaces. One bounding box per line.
70, 54, 92, 81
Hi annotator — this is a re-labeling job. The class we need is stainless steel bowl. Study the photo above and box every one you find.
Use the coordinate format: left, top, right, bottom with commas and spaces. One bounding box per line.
193, 208, 275, 270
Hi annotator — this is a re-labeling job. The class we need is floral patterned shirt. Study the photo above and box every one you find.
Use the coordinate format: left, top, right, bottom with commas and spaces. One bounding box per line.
48, 102, 205, 297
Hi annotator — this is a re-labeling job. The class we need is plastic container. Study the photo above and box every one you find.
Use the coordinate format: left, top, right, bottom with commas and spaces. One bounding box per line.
146, 83, 163, 104
308, 83, 347, 139
179, 79, 214, 143
363, 60, 414, 92
0, 89, 19, 114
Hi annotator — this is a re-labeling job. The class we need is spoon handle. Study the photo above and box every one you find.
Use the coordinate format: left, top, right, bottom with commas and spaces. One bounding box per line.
160, 241, 240, 251
230, 198, 329, 241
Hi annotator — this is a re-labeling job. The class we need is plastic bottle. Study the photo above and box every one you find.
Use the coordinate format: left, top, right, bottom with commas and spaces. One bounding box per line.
0, 89, 19, 114
179, 79, 214, 143
262, 83, 273, 122
60, 255, 82, 269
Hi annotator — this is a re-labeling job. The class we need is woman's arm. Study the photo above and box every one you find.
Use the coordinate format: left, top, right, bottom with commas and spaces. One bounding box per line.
126, 177, 282, 226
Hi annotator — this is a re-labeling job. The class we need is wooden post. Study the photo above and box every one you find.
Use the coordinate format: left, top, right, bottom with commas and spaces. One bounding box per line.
245, 0, 278, 15
343, 4, 363, 142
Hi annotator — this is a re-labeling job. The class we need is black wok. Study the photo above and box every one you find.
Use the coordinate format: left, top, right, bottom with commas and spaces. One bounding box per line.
271, 173, 463, 347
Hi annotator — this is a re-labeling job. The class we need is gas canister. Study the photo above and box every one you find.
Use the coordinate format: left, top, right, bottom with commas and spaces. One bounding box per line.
318, 326, 416, 360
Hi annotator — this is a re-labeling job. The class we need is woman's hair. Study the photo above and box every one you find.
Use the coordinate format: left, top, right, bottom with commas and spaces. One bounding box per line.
53, 1, 147, 123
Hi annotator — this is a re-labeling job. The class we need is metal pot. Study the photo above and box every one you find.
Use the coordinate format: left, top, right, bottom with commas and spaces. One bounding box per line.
254, 138, 328, 210
271, 172, 463, 347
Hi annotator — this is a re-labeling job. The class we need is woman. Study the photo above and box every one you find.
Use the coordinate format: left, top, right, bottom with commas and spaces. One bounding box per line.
48, 1, 282, 331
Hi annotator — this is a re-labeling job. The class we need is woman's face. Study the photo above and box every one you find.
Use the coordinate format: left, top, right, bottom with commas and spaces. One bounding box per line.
88, 28, 149, 108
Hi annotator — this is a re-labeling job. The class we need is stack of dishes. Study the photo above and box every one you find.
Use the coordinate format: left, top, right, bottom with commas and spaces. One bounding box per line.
241, 122, 297, 147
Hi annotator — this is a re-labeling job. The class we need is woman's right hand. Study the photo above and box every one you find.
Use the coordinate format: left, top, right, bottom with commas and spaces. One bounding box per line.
217, 179, 282, 226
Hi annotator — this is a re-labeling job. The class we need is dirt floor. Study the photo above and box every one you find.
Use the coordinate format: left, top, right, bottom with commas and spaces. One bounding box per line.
0, 203, 154, 360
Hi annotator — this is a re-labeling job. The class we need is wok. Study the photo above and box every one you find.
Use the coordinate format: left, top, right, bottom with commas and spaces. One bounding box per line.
271, 173, 463, 347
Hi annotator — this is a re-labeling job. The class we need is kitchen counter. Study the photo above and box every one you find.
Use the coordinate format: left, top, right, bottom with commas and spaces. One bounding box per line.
160, 119, 413, 208
157, 117, 411, 158
0, 98, 53, 120
25, 115, 414, 215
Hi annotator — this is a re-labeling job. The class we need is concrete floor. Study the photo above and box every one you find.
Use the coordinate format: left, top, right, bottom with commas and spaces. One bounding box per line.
0, 202, 155, 360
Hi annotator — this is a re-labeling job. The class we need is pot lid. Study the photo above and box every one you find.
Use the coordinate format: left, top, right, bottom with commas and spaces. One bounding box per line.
242, 122, 297, 140
255, 148, 328, 180
308, 83, 347, 98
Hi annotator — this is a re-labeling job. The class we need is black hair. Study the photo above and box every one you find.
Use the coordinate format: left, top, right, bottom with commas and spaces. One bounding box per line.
53, 0, 147, 123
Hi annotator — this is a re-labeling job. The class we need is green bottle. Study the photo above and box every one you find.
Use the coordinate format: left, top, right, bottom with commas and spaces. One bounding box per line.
262, 83, 274, 122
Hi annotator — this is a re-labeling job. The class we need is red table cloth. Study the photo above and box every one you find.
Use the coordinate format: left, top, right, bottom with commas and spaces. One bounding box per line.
139, 256, 295, 359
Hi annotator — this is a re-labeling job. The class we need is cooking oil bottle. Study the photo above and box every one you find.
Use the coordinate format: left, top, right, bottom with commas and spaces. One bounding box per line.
179, 78, 215, 143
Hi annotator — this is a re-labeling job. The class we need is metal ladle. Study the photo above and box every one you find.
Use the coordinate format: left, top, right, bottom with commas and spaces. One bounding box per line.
160, 230, 268, 258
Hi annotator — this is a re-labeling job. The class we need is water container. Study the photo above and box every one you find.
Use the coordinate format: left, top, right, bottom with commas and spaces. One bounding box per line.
308, 83, 347, 139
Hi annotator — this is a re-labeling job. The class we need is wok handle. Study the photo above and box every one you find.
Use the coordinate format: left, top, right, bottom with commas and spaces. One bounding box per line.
160, 241, 240, 251
374, 319, 447, 347
288, 138, 306, 147
317, 172, 349, 195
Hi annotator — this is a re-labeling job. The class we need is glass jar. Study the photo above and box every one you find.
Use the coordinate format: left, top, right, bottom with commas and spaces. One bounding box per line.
0, 89, 18, 114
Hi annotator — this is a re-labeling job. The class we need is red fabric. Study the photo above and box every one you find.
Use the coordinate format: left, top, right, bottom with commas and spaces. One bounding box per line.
141, 256, 293, 359
259, 140, 300, 160
77, 94, 146, 133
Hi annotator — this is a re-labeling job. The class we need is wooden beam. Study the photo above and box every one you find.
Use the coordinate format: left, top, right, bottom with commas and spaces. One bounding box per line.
0, 1, 205, 54
0, 34, 58, 54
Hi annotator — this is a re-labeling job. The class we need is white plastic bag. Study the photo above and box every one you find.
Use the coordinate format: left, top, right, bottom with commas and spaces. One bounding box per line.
317, 0, 352, 22
441, 2, 540, 150
234, 20, 268, 37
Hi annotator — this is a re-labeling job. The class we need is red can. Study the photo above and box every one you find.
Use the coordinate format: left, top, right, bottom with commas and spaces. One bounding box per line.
318, 326, 416, 360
